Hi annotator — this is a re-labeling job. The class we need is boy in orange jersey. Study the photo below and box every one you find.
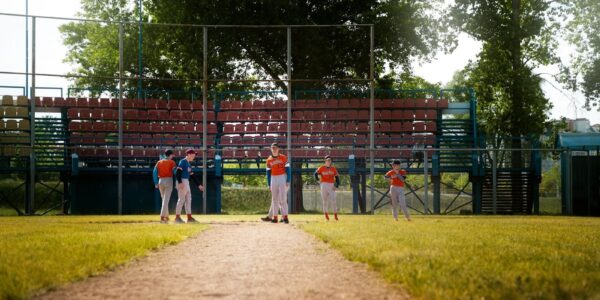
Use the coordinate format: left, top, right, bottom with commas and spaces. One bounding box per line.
314, 155, 340, 221
265, 143, 291, 223
153, 149, 177, 224
384, 160, 412, 221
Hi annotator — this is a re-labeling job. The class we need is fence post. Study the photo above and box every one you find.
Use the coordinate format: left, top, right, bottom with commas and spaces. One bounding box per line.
492, 149, 497, 214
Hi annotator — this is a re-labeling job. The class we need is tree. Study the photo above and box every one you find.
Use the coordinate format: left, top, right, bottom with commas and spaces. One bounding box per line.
61, 0, 453, 95
560, 0, 600, 111
450, 0, 560, 168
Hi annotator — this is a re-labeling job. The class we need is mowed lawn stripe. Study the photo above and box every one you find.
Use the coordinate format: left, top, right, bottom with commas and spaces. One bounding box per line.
0, 216, 206, 300
300, 215, 600, 299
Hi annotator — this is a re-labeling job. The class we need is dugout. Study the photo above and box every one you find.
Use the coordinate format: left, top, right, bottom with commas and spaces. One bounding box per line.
557, 133, 600, 216
69, 168, 221, 214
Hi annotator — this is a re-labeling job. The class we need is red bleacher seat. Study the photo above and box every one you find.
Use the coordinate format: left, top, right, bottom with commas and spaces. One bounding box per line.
123, 99, 135, 108
403, 110, 414, 120
325, 111, 336, 120
426, 122, 437, 132
438, 99, 448, 108
183, 123, 195, 132
246, 123, 257, 133
223, 124, 235, 134
247, 111, 259, 121
87, 98, 99, 107
68, 121, 81, 131
220, 100, 231, 110
357, 122, 369, 132
97, 98, 109, 108
80, 121, 93, 131
207, 111, 215, 121
414, 122, 426, 132
414, 110, 426, 120
153, 110, 167, 120
414, 98, 428, 108
65, 97, 76, 107
230, 100, 242, 110
191, 100, 202, 110
328, 99, 338, 109
273, 100, 285, 109
91, 109, 102, 119
169, 110, 182, 120
145, 98, 158, 109
267, 123, 279, 132
358, 110, 369, 120
162, 124, 175, 132
79, 108, 92, 119
67, 108, 79, 119
124, 109, 138, 120
137, 110, 148, 120
180, 111, 192, 121
208, 123, 217, 134
40, 97, 51, 107
242, 101, 252, 110
293, 111, 303, 121
252, 100, 264, 110
179, 100, 191, 110
340, 99, 352, 108
150, 123, 162, 132
154, 99, 167, 109
75, 98, 88, 107
147, 110, 159, 121
426, 110, 437, 120
345, 122, 356, 132
402, 122, 413, 132
256, 123, 267, 132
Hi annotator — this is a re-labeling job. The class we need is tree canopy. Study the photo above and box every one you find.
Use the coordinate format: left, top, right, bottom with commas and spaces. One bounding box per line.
61, 0, 453, 96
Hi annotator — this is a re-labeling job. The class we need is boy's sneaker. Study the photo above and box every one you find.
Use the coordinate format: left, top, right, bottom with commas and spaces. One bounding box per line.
187, 217, 198, 223
174, 216, 185, 224
271, 217, 278, 223
334, 213, 339, 221
325, 213, 330, 221
283, 217, 289, 224
160, 217, 169, 224
261, 216, 272, 222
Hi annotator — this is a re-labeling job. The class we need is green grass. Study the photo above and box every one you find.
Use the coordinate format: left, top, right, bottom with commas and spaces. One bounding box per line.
300, 215, 600, 299
0, 215, 206, 300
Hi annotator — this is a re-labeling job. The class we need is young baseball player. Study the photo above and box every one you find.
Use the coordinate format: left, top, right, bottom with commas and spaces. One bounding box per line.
385, 160, 412, 221
266, 143, 291, 223
153, 149, 177, 224
174, 149, 204, 224
314, 155, 340, 221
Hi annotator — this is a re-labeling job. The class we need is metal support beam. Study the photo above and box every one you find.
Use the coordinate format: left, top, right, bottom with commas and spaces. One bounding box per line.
369, 25, 375, 214
117, 23, 124, 215
286, 26, 293, 212
137, 0, 143, 99
25, 0, 29, 97
202, 26, 208, 214
423, 150, 429, 214
27, 16, 36, 215
492, 149, 497, 214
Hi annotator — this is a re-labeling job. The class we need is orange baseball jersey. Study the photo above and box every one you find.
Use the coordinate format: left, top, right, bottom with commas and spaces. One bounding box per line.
316, 166, 338, 183
385, 169, 408, 187
155, 159, 176, 178
266, 154, 288, 176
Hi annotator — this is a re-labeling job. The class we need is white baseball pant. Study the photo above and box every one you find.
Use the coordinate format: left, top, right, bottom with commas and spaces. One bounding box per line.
175, 178, 192, 215
270, 174, 288, 217
390, 186, 410, 220
320, 182, 338, 214
158, 177, 173, 217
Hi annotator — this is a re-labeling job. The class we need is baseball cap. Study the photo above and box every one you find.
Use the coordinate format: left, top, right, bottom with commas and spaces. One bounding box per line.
185, 149, 198, 155
164, 149, 174, 156
324, 155, 332, 160
392, 160, 401, 165
271, 143, 279, 148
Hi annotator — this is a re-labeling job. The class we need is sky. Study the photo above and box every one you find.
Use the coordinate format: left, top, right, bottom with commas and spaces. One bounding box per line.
0, 0, 598, 125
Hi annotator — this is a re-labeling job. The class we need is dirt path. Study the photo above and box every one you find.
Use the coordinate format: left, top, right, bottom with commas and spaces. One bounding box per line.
37, 221, 408, 300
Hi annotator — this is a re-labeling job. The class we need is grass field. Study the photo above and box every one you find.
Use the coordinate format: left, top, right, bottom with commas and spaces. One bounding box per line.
0, 215, 206, 300
300, 215, 600, 299
1, 214, 598, 300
